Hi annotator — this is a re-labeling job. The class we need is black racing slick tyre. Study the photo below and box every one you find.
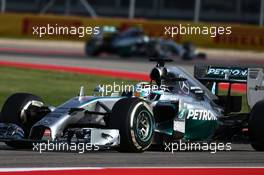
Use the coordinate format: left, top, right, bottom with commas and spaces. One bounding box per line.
0, 93, 44, 148
85, 39, 101, 56
248, 100, 264, 151
109, 98, 155, 152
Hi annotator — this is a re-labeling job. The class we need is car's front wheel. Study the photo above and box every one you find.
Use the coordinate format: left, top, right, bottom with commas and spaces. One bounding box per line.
0, 93, 44, 148
109, 98, 155, 152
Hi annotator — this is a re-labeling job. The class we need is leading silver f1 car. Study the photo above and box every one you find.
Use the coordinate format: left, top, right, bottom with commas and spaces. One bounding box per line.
0, 58, 264, 152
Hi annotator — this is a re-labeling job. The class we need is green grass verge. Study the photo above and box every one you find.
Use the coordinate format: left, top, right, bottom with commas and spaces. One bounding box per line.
0, 67, 249, 113
0, 67, 136, 107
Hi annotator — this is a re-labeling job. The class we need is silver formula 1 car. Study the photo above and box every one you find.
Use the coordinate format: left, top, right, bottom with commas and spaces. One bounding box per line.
0, 58, 264, 152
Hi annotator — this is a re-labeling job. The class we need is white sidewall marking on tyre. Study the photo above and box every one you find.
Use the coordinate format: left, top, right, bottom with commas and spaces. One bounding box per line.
130, 101, 153, 150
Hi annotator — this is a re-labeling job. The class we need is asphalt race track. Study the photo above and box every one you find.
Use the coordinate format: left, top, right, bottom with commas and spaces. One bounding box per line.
0, 53, 264, 167
0, 143, 263, 167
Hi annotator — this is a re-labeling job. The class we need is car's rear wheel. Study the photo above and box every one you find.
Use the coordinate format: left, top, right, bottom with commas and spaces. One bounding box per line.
248, 100, 264, 151
109, 98, 155, 152
85, 39, 101, 56
0, 93, 44, 148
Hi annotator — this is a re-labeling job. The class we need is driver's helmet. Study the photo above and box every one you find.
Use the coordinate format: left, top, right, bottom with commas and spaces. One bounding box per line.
133, 82, 151, 98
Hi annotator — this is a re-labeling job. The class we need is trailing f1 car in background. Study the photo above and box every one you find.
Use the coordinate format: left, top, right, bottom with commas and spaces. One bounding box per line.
85, 26, 206, 60
0, 58, 264, 152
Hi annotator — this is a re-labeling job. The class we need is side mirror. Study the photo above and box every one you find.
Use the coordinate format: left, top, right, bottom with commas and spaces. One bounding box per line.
190, 86, 204, 100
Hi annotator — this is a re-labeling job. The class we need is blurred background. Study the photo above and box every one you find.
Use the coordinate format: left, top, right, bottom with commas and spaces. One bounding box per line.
1, 0, 264, 25
0, 0, 263, 66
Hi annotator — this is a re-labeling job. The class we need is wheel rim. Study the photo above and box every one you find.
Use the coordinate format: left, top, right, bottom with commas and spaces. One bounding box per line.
20, 100, 43, 124
135, 110, 152, 142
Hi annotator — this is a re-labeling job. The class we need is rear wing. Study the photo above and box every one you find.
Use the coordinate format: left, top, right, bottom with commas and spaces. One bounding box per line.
194, 65, 264, 110
194, 65, 249, 113
194, 65, 248, 84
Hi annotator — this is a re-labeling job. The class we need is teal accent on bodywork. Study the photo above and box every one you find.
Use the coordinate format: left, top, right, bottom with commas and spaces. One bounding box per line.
177, 108, 220, 141
178, 109, 187, 119
184, 116, 220, 141
152, 91, 162, 95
